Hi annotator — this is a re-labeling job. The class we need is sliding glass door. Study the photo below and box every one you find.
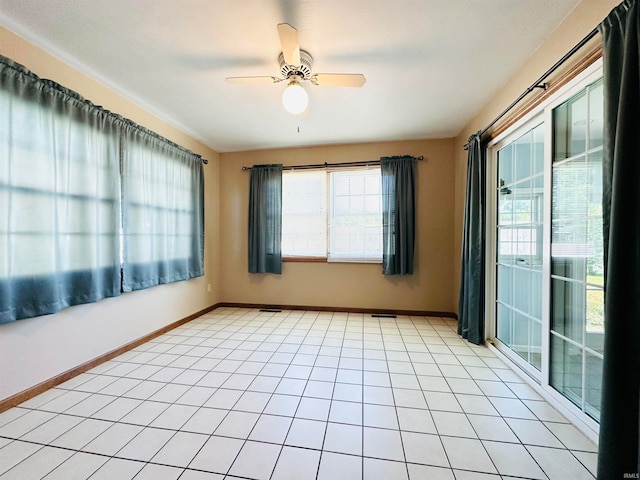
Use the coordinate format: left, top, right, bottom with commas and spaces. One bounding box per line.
490, 63, 604, 431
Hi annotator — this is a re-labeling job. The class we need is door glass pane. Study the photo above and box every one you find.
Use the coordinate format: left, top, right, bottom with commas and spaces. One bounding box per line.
586, 150, 604, 287
498, 192, 513, 226
514, 133, 532, 181
513, 268, 530, 312
585, 286, 604, 354
553, 90, 587, 161
531, 319, 542, 370
497, 228, 515, 264
530, 270, 542, 320
589, 79, 604, 150
550, 78, 604, 421
550, 335, 583, 407
512, 179, 533, 224
497, 304, 512, 347
495, 124, 543, 373
497, 265, 512, 305
551, 278, 585, 343
533, 124, 545, 174
585, 352, 603, 421
499, 144, 513, 186
513, 311, 530, 363
551, 157, 589, 280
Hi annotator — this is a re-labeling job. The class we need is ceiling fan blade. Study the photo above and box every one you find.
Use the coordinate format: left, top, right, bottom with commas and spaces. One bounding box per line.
277, 23, 301, 66
225, 76, 282, 84
311, 73, 366, 87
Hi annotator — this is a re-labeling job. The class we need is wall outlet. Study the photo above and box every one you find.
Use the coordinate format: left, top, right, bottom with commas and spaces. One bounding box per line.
207, 283, 211, 292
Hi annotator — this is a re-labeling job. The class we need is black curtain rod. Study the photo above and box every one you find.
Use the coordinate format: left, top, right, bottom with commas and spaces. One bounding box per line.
464, 26, 600, 150
241, 155, 424, 171
0, 54, 209, 165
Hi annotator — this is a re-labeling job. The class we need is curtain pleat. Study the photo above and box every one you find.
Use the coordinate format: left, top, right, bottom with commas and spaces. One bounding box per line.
248, 165, 283, 274
597, 1, 640, 477
457, 133, 486, 345
121, 126, 204, 291
0, 53, 205, 323
381, 156, 416, 275
0, 55, 122, 324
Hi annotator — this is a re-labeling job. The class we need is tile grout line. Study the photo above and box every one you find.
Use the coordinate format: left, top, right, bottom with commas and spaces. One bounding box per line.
0, 308, 598, 480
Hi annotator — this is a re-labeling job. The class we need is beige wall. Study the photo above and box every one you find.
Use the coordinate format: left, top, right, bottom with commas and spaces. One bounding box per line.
219, 139, 456, 314
0, 25, 221, 401
452, 0, 619, 313
0, 0, 619, 403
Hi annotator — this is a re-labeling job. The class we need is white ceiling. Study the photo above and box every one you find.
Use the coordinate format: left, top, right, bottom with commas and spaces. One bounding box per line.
0, 0, 581, 153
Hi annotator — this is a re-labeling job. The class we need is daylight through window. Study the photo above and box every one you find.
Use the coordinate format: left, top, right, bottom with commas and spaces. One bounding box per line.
282, 167, 383, 262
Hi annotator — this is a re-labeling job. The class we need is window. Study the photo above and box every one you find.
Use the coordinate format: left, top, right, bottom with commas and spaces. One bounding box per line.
121, 128, 204, 291
0, 62, 123, 324
282, 170, 326, 257
0, 54, 204, 324
282, 167, 383, 262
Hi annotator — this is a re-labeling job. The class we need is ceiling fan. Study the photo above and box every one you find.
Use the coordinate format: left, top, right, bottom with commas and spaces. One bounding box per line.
225, 23, 366, 115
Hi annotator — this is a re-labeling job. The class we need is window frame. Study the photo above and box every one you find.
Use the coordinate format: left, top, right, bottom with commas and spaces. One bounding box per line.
281, 166, 384, 264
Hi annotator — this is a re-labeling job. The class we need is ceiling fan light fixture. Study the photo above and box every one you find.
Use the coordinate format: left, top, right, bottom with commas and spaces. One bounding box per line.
226, 24, 365, 113
281, 79, 308, 115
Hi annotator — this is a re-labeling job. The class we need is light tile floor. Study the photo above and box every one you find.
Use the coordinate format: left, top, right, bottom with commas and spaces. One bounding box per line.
0, 308, 598, 479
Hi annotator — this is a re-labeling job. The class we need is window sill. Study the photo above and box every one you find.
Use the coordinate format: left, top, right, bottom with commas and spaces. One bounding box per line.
328, 258, 383, 264
283, 256, 382, 264
283, 256, 327, 263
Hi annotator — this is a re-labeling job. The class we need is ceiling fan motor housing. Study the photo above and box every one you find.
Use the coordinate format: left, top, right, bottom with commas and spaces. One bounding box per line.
279, 50, 313, 80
